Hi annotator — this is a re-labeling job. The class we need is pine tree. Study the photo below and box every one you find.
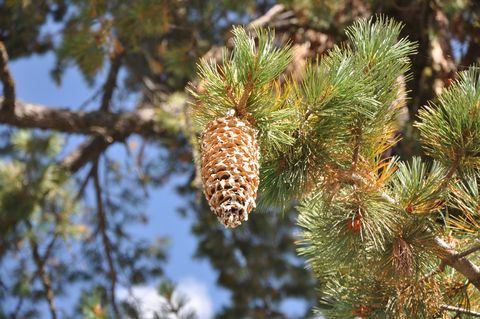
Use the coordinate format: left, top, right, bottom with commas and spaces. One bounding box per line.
1, 1, 480, 318
194, 17, 480, 318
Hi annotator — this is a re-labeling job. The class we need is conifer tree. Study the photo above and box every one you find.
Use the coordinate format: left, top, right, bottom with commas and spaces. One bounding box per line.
1, 1, 480, 318
194, 17, 480, 318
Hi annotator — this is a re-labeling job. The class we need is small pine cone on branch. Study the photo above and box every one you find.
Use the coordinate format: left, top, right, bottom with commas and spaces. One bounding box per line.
200, 114, 260, 228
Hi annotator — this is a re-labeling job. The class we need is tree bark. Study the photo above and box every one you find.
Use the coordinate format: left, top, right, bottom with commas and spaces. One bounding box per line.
0, 99, 173, 139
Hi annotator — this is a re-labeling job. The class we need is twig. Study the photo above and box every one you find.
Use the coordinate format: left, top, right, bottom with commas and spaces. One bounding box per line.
28, 228, 57, 319
77, 86, 103, 111
351, 120, 362, 167
247, 4, 287, 30
100, 52, 123, 111
13, 295, 24, 319
92, 161, 120, 319
441, 305, 480, 317
457, 244, 480, 259
74, 165, 96, 201
0, 41, 15, 112
43, 234, 59, 266
236, 73, 255, 118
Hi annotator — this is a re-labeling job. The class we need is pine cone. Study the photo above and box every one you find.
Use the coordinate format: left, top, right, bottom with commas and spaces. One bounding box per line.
200, 115, 260, 228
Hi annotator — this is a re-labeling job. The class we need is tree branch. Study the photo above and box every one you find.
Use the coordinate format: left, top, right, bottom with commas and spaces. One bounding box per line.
0, 41, 15, 112
441, 304, 480, 317
338, 170, 480, 291
92, 161, 120, 319
100, 53, 123, 112
247, 4, 288, 30
456, 243, 480, 259
0, 99, 172, 137
434, 237, 480, 290
28, 233, 57, 319
62, 136, 117, 173
12, 294, 24, 319
61, 51, 124, 173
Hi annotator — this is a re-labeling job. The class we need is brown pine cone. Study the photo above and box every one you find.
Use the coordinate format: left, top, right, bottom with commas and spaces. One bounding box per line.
200, 114, 260, 228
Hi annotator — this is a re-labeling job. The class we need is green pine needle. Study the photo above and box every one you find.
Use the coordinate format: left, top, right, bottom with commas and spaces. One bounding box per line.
390, 157, 448, 214
416, 67, 480, 168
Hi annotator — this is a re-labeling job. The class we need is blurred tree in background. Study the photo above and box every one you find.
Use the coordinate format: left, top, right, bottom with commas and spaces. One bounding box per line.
0, 0, 479, 318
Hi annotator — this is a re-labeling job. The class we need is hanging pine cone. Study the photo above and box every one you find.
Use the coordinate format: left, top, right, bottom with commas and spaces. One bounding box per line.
200, 113, 260, 228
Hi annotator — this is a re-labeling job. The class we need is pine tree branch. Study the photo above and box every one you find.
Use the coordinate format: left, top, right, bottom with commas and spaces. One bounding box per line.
434, 237, 480, 290
0, 41, 15, 112
100, 52, 123, 112
62, 136, 117, 173
351, 120, 362, 167
13, 295, 24, 319
236, 74, 254, 117
441, 304, 480, 317
338, 169, 480, 291
248, 4, 287, 30
0, 98, 177, 173
0, 99, 168, 137
72, 156, 97, 194
92, 161, 120, 319
457, 243, 480, 259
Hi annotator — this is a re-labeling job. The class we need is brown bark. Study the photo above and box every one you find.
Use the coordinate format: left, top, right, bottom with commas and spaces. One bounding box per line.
0, 100, 173, 139
435, 237, 480, 290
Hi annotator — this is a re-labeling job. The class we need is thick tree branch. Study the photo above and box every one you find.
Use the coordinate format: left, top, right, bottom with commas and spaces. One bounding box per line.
0, 99, 170, 138
92, 162, 120, 319
0, 41, 15, 112
0, 97, 177, 173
